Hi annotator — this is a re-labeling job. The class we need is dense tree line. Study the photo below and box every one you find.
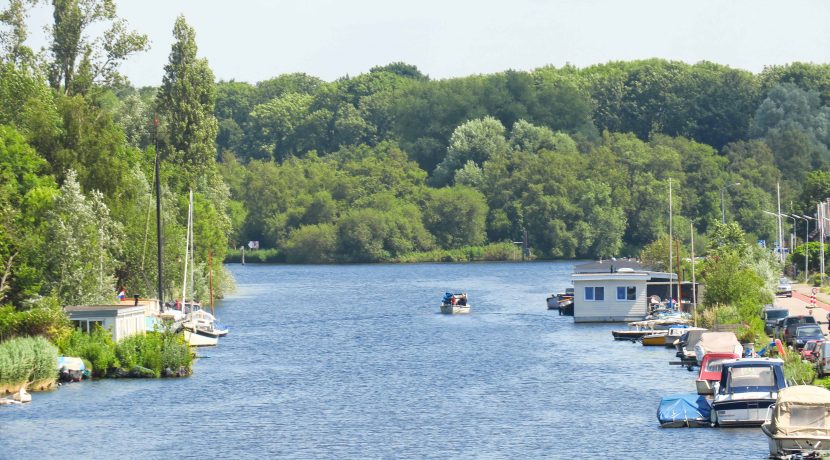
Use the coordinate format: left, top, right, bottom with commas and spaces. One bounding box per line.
2, 0, 830, 314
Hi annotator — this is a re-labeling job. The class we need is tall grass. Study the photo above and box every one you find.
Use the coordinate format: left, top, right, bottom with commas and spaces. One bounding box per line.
783, 351, 816, 386
56, 326, 118, 377
116, 330, 192, 378
0, 336, 58, 394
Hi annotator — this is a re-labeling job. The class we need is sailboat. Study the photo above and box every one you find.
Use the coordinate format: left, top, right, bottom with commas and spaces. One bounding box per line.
180, 190, 220, 347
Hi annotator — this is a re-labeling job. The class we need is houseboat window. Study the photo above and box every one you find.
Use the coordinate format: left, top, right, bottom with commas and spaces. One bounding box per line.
72, 320, 103, 333
616, 286, 636, 301
585, 287, 594, 301
594, 287, 604, 300
789, 406, 827, 428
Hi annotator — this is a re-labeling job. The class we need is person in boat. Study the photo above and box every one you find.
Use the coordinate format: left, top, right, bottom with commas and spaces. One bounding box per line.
459, 294, 467, 306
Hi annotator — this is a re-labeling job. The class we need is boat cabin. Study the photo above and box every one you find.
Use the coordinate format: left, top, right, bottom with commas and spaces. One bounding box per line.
716, 358, 786, 396
64, 304, 146, 342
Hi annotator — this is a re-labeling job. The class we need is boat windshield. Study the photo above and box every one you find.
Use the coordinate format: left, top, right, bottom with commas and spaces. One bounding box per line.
705, 359, 726, 374
789, 405, 827, 428
726, 366, 776, 393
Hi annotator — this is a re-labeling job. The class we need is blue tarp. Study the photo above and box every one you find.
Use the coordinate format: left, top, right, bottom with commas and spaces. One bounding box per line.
657, 393, 711, 428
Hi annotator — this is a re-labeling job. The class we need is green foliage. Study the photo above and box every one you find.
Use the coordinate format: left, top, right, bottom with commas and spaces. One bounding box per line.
56, 325, 117, 377
0, 336, 58, 391
115, 330, 192, 378
783, 350, 815, 385
0, 297, 71, 342
224, 248, 282, 263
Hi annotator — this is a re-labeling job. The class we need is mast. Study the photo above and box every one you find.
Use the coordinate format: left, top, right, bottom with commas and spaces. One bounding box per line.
691, 223, 697, 327
209, 251, 215, 317
668, 178, 673, 302
182, 189, 192, 306
154, 115, 164, 311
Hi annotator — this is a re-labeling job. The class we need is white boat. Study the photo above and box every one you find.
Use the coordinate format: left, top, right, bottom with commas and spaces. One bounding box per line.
694, 332, 742, 364
183, 328, 219, 347
441, 293, 470, 314
762, 385, 830, 458
711, 358, 786, 427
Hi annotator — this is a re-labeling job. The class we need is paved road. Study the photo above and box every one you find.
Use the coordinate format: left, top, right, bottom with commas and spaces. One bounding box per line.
774, 284, 830, 335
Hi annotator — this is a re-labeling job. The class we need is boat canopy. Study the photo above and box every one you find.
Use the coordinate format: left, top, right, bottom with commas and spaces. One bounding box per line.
717, 358, 786, 395
694, 332, 742, 363
767, 385, 830, 438
697, 353, 741, 382
57, 356, 85, 371
656, 393, 711, 428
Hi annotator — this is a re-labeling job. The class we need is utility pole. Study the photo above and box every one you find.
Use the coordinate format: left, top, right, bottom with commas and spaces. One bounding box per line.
668, 178, 673, 301
691, 223, 697, 327
154, 114, 164, 311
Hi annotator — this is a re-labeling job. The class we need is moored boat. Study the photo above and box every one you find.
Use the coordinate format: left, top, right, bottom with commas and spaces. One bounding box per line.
183, 328, 219, 347
642, 331, 669, 346
695, 352, 740, 395
711, 358, 786, 427
657, 393, 712, 428
762, 385, 830, 458
694, 332, 742, 365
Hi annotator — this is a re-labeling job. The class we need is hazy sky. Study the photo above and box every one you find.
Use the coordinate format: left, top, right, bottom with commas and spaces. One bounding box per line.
23, 0, 830, 87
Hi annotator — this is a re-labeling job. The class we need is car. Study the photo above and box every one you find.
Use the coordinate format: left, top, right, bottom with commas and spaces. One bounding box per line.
776, 277, 793, 297
816, 342, 830, 377
776, 315, 817, 344
763, 307, 789, 336
790, 324, 825, 350
801, 340, 824, 363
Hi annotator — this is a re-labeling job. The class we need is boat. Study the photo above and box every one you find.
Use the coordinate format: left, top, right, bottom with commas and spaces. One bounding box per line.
657, 393, 712, 428
662, 325, 706, 347
710, 358, 787, 427
762, 385, 830, 458
57, 356, 88, 383
695, 352, 740, 395
675, 329, 709, 361
441, 292, 470, 314
642, 331, 669, 346
612, 318, 691, 341
547, 288, 573, 310
694, 332, 742, 365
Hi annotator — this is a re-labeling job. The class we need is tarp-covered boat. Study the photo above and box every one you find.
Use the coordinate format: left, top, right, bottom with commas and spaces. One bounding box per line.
762, 385, 830, 458
657, 393, 712, 427
694, 332, 742, 364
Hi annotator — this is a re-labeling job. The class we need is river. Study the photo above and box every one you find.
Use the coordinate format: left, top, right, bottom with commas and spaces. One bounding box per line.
2, 262, 766, 459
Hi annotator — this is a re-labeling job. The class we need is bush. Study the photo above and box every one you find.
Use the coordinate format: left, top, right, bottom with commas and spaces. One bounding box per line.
57, 326, 118, 377
0, 297, 71, 342
224, 248, 282, 263
783, 350, 815, 385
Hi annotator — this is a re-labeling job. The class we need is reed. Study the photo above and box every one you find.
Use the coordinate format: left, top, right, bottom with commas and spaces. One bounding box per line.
0, 336, 58, 394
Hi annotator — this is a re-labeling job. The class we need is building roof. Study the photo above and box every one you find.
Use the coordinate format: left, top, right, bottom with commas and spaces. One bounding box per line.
574, 259, 654, 273
64, 304, 145, 313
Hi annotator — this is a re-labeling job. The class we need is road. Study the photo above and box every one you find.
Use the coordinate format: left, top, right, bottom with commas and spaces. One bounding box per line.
773, 283, 830, 335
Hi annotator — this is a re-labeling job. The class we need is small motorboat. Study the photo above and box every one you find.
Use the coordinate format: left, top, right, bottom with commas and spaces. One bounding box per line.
547, 288, 574, 311
642, 331, 669, 346
657, 393, 712, 428
612, 319, 690, 341
711, 358, 786, 427
441, 292, 470, 314
675, 329, 709, 360
762, 385, 830, 458
695, 352, 740, 395
58, 356, 88, 382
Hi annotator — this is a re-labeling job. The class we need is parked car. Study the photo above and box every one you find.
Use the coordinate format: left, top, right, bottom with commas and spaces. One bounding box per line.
776, 315, 817, 343
801, 340, 824, 363
763, 307, 789, 336
790, 324, 825, 350
776, 277, 793, 297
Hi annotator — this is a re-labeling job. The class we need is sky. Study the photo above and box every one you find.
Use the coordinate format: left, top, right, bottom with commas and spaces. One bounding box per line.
21, 0, 830, 87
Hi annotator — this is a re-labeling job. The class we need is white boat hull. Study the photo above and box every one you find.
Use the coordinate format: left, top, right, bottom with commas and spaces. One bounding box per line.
184, 329, 218, 347
440, 304, 470, 315
762, 424, 830, 457
712, 394, 776, 426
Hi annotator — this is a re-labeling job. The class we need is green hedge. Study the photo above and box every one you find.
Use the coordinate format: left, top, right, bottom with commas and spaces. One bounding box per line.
224, 248, 283, 263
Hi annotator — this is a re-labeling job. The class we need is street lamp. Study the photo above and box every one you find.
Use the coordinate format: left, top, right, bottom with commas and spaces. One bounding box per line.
800, 214, 816, 283
720, 182, 741, 224
763, 210, 787, 262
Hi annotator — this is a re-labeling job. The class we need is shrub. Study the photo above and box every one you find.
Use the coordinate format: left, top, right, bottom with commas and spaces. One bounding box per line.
57, 326, 118, 377
115, 330, 191, 378
0, 297, 71, 342
783, 350, 815, 385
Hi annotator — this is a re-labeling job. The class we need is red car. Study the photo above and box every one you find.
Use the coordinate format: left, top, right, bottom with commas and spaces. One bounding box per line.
801, 340, 824, 363
695, 352, 741, 395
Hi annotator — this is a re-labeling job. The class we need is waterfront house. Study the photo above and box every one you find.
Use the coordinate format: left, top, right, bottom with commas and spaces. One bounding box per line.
64, 303, 146, 342
571, 260, 695, 322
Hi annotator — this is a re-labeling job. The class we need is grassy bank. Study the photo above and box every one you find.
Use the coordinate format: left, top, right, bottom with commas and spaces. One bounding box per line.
224, 242, 530, 264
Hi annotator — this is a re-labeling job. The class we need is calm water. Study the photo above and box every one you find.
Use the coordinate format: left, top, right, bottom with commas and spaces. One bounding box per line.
2, 262, 766, 459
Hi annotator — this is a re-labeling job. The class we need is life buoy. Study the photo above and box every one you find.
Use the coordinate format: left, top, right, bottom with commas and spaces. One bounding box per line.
775, 338, 786, 357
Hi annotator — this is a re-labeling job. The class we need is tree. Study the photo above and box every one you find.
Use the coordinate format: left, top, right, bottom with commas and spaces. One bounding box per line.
47, 0, 148, 94
423, 186, 488, 248
0, 0, 37, 65
44, 170, 122, 305
432, 116, 509, 186
156, 15, 218, 178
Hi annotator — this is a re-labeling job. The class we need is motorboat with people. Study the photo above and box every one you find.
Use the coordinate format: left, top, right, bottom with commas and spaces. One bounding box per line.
695, 352, 740, 395
762, 385, 830, 458
710, 358, 787, 427
441, 292, 470, 314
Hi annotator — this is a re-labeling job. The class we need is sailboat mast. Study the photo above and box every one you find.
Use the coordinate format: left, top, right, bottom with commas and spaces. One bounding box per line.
182, 189, 192, 305
154, 115, 164, 311
668, 178, 673, 301
209, 251, 215, 317
189, 192, 195, 303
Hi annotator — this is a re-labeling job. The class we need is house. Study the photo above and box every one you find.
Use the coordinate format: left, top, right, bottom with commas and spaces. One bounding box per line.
64, 303, 147, 342
571, 260, 693, 323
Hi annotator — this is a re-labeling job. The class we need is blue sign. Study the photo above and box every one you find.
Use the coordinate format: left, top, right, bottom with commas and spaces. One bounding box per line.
758, 239, 766, 248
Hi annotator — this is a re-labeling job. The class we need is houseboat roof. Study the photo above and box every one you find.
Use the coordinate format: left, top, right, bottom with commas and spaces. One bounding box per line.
573, 260, 678, 280
64, 304, 145, 313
